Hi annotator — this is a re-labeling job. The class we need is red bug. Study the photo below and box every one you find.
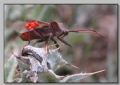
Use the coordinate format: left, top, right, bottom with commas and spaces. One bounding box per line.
20, 20, 104, 48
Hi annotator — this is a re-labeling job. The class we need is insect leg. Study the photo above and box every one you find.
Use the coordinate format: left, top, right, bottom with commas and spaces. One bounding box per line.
57, 37, 72, 47
57, 32, 68, 39
51, 38, 59, 48
32, 39, 44, 45
57, 32, 64, 37
45, 33, 53, 53
45, 40, 49, 54
60, 33, 68, 39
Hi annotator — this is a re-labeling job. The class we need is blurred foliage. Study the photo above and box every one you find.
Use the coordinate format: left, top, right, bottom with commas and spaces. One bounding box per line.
5, 5, 118, 83
4, 56, 18, 82
55, 65, 74, 76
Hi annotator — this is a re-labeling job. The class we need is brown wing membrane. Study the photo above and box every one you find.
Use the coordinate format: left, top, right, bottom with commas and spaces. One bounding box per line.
20, 27, 51, 41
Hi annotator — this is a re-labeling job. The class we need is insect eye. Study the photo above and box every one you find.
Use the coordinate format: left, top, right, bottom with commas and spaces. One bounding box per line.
25, 20, 40, 30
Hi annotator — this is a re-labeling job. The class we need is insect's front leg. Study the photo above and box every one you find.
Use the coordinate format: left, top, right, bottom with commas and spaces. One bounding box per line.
57, 32, 71, 47
57, 36, 72, 47
57, 32, 64, 37
57, 31, 68, 39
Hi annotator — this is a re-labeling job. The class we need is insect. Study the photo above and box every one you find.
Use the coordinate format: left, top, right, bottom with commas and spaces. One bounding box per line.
20, 20, 104, 49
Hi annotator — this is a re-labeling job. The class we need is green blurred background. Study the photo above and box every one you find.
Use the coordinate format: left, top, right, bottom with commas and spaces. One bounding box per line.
5, 5, 118, 82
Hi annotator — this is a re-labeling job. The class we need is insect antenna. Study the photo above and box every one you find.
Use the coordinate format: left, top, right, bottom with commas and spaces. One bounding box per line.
68, 29, 104, 38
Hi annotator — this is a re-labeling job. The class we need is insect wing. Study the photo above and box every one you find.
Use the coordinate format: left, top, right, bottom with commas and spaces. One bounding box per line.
20, 29, 42, 41
20, 27, 51, 41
